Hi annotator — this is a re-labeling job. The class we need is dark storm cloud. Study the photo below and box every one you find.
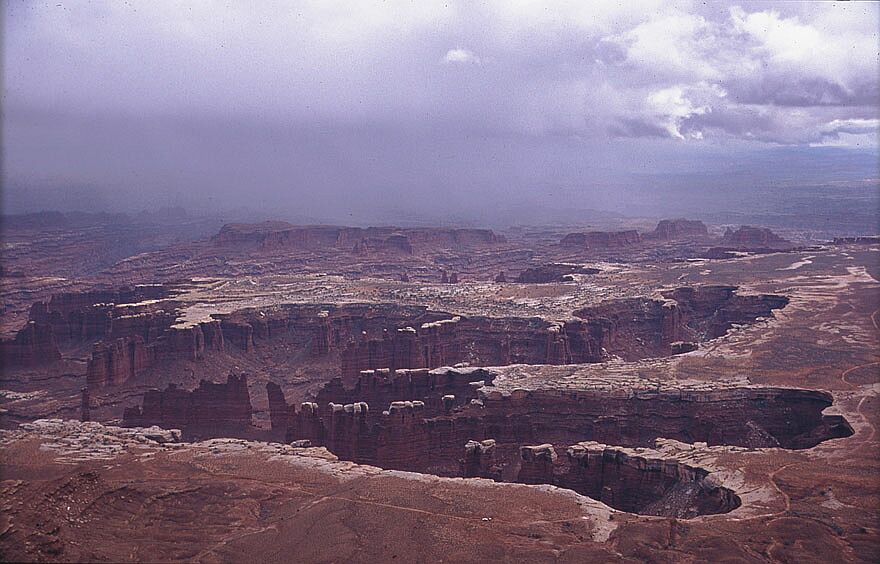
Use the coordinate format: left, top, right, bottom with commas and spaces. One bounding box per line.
727, 74, 879, 108
608, 118, 670, 139
2, 1, 878, 219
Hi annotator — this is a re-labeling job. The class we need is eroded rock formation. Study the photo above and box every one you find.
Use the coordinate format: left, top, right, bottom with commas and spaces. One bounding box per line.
647, 219, 709, 240
0, 321, 61, 368
211, 222, 505, 252
721, 226, 792, 249
212, 286, 786, 377
515, 264, 601, 283
278, 370, 852, 469
537, 441, 740, 518
85, 320, 224, 388
27, 286, 170, 345
832, 236, 880, 245
122, 373, 253, 438
561, 230, 641, 249
572, 285, 788, 360
268, 369, 850, 517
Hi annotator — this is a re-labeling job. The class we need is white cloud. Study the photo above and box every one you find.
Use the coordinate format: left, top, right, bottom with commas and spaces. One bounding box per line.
729, 6, 878, 98
812, 118, 880, 148
610, 12, 718, 81
442, 48, 481, 65
644, 83, 726, 139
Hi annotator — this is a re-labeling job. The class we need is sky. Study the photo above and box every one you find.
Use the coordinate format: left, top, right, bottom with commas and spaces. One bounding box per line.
3, 1, 879, 225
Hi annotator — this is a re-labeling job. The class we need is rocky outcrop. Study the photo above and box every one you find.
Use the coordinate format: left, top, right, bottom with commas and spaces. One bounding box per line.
560, 220, 707, 250
269, 368, 492, 447
273, 370, 847, 516
211, 223, 505, 252
80, 387, 90, 422
85, 320, 225, 388
0, 321, 61, 368
312, 367, 493, 416
353, 234, 414, 255
467, 385, 852, 451
556, 442, 740, 517
560, 219, 709, 250
336, 315, 606, 376
122, 374, 253, 439
721, 226, 792, 249
282, 371, 852, 464
86, 336, 153, 387
283, 369, 854, 457
515, 264, 600, 283
573, 286, 787, 360
832, 236, 880, 245
266, 381, 291, 441
560, 230, 641, 249
647, 219, 709, 240
660, 286, 788, 340
44, 284, 786, 395
27, 286, 170, 345
216, 304, 609, 377
460, 439, 501, 480
211, 287, 785, 378
518, 444, 558, 484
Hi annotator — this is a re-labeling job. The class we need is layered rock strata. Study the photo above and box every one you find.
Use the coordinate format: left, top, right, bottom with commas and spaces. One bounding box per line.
560, 219, 709, 250
13, 283, 786, 386
122, 374, 252, 438
27, 285, 170, 345
213, 286, 787, 376
515, 264, 601, 283
267, 370, 821, 517
520, 441, 741, 518
275, 368, 853, 481
0, 321, 61, 368
646, 219, 709, 240
561, 230, 641, 249
721, 226, 792, 249
211, 223, 505, 252
85, 319, 224, 387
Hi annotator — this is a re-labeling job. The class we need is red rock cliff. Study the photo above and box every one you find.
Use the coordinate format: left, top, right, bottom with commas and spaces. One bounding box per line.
122, 373, 253, 438
0, 321, 61, 368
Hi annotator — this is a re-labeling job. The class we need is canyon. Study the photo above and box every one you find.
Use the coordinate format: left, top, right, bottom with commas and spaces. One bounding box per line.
7, 281, 787, 397
1, 214, 877, 562
262, 366, 850, 517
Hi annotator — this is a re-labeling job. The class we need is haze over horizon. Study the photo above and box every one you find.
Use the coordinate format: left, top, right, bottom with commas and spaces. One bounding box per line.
3, 1, 879, 227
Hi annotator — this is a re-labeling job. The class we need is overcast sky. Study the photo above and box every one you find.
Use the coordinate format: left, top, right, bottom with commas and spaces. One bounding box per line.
3, 1, 879, 224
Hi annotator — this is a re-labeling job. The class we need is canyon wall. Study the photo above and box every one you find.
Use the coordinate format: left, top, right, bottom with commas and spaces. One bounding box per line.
721, 226, 792, 249
522, 442, 741, 518
269, 372, 847, 516
117, 363, 847, 518
647, 219, 709, 240
573, 285, 788, 359
561, 230, 641, 249
214, 286, 787, 377
70, 284, 785, 387
213, 304, 608, 377
211, 223, 505, 252
27, 286, 170, 345
559, 219, 709, 250
280, 380, 852, 475
0, 321, 61, 368
8, 283, 786, 387
515, 264, 601, 283
85, 320, 225, 388
122, 373, 252, 438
